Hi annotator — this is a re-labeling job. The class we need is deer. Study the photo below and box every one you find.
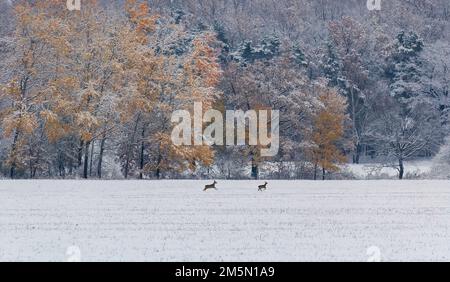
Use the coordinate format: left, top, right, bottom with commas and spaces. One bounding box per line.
203, 181, 218, 191
258, 182, 268, 191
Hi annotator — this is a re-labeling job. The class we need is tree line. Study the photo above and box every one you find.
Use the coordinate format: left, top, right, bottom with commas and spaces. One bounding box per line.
0, 0, 449, 180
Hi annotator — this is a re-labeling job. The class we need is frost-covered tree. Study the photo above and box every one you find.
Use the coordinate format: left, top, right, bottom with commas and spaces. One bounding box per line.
291, 43, 308, 68
1, 0, 450, 179
422, 41, 450, 128
431, 136, 450, 179
373, 30, 442, 178
307, 85, 348, 180
386, 31, 425, 106
328, 17, 369, 164
322, 42, 342, 87
115, 1, 222, 179
0, 1, 52, 178
369, 97, 440, 179
231, 35, 281, 65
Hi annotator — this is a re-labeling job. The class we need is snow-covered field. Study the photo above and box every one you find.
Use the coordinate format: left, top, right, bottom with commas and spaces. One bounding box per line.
1, 180, 449, 262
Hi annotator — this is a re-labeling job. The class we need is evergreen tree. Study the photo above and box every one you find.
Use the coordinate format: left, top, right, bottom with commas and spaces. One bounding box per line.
231, 40, 254, 65
322, 42, 342, 87
254, 35, 280, 60
232, 35, 281, 65
173, 9, 185, 24
213, 21, 230, 62
292, 43, 308, 68
387, 31, 425, 107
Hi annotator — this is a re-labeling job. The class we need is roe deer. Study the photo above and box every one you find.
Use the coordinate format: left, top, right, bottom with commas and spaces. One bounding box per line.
258, 182, 268, 191
203, 181, 218, 191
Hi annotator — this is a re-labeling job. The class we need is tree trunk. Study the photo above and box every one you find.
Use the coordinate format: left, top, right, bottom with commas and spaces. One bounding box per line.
313, 163, 318, 180
28, 152, 33, 179
156, 153, 162, 179
89, 140, 95, 177
47, 164, 52, 178
251, 154, 258, 180
83, 141, 90, 179
9, 129, 20, 179
97, 136, 106, 179
58, 151, 65, 179
139, 125, 146, 180
69, 142, 74, 176
398, 158, 404, 180
68, 156, 73, 176
77, 139, 84, 168
350, 89, 361, 164
322, 167, 326, 180
28, 145, 33, 179
353, 143, 362, 164
124, 116, 140, 179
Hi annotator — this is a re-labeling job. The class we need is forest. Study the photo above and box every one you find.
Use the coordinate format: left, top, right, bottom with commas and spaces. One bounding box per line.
0, 0, 449, 180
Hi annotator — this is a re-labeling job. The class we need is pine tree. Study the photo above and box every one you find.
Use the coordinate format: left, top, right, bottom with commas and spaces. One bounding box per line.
254, 35, 280, 60
387, 31, 425, 107
232, 35, 281, 65
292, 43, 308, 68
371, 31, 437, 180
232, 40, 254, 64
213, 20, 230, 63
322, 42, 342, 87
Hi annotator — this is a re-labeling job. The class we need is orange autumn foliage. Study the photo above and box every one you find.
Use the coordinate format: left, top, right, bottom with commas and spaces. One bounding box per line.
308, 87, 348, 177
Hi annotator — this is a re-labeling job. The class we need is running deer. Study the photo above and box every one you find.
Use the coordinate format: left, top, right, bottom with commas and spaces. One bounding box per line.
258, 182, 268, 191
203, 181, 218, 191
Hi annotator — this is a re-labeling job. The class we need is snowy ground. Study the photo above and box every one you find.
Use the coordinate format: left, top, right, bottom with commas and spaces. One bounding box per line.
1, 180, 449, 262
